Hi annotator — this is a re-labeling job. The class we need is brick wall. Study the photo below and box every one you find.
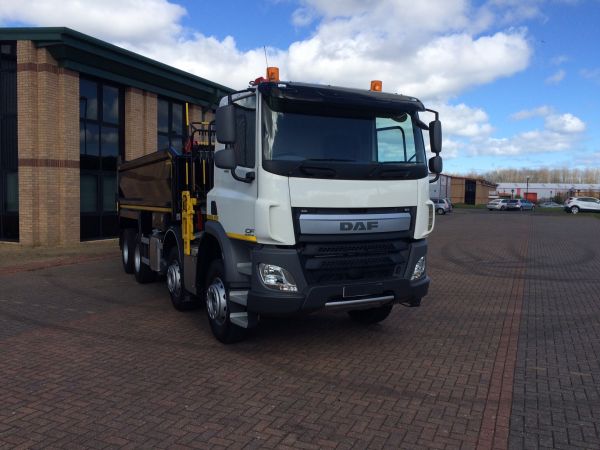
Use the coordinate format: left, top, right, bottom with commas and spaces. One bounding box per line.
17, 41, 79, 246
124, 88, 157, 160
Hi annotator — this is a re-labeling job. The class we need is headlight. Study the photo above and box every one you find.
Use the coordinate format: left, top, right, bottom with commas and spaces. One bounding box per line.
411, 256, 426, 280
258, 263, 298, 292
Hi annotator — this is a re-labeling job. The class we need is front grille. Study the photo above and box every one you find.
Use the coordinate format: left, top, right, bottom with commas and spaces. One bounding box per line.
300, 239, 409, 284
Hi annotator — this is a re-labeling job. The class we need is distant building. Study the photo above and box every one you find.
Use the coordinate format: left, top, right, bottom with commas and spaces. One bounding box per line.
430, 174, 497, 205
496, 183, 600, 202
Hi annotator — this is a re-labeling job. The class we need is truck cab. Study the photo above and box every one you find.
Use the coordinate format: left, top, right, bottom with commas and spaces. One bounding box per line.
118, 71, 443, 343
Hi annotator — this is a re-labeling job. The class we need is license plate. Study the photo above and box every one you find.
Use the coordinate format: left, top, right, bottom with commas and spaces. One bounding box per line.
343, 282, 384, 298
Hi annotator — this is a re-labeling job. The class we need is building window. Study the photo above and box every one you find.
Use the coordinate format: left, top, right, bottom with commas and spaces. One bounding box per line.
79, 78, 123, 241
157, 98, 186, 151
0, 41, 18, 241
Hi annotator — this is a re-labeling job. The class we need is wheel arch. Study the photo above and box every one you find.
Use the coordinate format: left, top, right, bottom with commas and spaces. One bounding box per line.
203, 221, 252, 290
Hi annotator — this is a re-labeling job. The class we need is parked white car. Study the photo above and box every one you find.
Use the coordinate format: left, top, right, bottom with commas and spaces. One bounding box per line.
432, 198, 452, 215
487, 199, 509, 211
564, 197, 600, 214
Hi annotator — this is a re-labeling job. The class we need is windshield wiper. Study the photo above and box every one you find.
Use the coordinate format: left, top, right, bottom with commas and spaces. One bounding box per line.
292, 160, 338, 178
367, 166, 411, 179
304, 158, 354, 162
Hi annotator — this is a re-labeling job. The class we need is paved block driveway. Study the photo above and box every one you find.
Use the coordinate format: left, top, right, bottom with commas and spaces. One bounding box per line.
1, 210, 599, 449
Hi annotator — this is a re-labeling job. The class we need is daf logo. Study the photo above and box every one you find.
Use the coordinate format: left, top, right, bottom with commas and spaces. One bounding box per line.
340, 221, 379, 231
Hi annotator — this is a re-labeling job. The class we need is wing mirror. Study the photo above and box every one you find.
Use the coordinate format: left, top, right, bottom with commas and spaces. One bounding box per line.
425, 110, 443, 183
215, 104, 236, 144
429, 119, 442, 154
214, 148, 236, 170
428, 155, 443, 174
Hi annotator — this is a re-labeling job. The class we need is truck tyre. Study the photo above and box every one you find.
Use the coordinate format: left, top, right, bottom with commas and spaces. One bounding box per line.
166, 247, 199, 311
571, 206, 579, 214
205, 259, 246, 344
348, 304, 393, 324
134, 235, 156, 284
121, 229, 136, 274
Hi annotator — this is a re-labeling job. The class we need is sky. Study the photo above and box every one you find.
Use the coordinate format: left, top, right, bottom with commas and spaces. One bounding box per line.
1, 0, 599, 174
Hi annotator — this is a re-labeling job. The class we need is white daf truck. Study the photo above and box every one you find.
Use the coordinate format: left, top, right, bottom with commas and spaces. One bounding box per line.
118, 70, 443, 343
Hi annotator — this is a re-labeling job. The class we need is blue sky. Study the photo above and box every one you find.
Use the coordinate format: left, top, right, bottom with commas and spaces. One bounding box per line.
1, 0, 599, 174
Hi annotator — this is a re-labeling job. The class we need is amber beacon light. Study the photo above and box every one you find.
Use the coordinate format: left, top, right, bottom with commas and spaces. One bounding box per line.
370, 80, 382, 91
267, 67, 280, 82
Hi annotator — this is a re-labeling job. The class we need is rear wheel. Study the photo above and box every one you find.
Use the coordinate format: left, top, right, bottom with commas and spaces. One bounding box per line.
571, 206, 580, 214
134, 235, 157, 284
348, 304, 393, 324
436, 208, 445, 215
121, 229, 135, 274
166, 247, 199, 311
205, 260, 246, 344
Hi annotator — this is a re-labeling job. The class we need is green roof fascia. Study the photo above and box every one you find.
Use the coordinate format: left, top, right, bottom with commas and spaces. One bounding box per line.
0, 27, 234, 107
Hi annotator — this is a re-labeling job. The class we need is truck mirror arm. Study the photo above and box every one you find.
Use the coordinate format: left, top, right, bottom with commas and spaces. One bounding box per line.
230, 168, 255, 184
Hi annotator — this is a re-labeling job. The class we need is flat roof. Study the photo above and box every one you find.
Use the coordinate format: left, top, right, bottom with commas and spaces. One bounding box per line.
0, 27, 233, 107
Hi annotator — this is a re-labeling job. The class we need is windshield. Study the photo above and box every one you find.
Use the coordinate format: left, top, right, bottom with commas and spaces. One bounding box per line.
261, 98, 427, 180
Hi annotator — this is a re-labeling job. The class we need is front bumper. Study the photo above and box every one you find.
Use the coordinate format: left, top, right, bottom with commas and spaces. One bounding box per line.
246, 239, 429, 316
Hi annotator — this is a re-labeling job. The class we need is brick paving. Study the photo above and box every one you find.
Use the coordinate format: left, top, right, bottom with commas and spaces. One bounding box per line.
1, 210, 599, 449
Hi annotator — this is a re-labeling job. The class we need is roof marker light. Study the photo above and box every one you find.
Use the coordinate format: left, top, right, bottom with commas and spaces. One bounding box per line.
267, 67, 280, 82
370, 80, 382, 91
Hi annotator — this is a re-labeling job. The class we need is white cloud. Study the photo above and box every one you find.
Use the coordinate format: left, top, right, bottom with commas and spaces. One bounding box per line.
0, 0, 533, 100
545, 69, 565, 85
545, 113, 585, 133
0, 0, 185, 45
470, 111, 586, 156
433, 103, 493, 138
550, 54, 568, 65
511, 105, 552, 120
581, 68, 600, 83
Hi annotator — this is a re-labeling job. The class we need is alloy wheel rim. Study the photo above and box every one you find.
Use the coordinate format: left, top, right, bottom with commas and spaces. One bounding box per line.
167, 261, 182, 297
206, 277, 227, 325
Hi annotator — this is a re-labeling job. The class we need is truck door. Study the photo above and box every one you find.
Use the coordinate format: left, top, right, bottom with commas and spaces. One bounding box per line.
211, 102, 258, 240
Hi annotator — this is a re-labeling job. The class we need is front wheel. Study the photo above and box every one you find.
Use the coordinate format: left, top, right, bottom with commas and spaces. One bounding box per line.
205, 260, 246, 344
571, 206, 580, 214
348, 304, 393, 324
436, 208, 445, 215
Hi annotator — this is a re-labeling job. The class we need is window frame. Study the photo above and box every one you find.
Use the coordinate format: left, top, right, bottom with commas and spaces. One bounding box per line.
79, 76, 124, 241
157, 97, 187, 152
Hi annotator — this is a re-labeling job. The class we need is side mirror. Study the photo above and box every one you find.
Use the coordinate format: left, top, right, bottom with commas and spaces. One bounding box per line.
429, 119, 442, 154
214, 148, 236, 170
428, 155, 443, 174
215, 104, 236, 144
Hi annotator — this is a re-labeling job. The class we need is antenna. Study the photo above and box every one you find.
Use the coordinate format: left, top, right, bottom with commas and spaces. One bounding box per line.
263, 46, 269, 69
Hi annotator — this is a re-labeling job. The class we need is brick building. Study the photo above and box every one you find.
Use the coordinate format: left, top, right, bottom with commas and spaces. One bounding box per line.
0, 28, 231, 246
430, 174, 497, 205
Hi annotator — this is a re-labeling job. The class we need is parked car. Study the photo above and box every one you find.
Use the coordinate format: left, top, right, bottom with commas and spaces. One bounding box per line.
520, 199, 535, 211
432, 198, 452, 215
539, 201, 562, 208
487, 199, 509, 211
564, 197, 600, 214
506, 199, 522, 210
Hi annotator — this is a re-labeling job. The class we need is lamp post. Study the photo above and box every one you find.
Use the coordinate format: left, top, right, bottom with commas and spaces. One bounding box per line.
526, 176, 529, 201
